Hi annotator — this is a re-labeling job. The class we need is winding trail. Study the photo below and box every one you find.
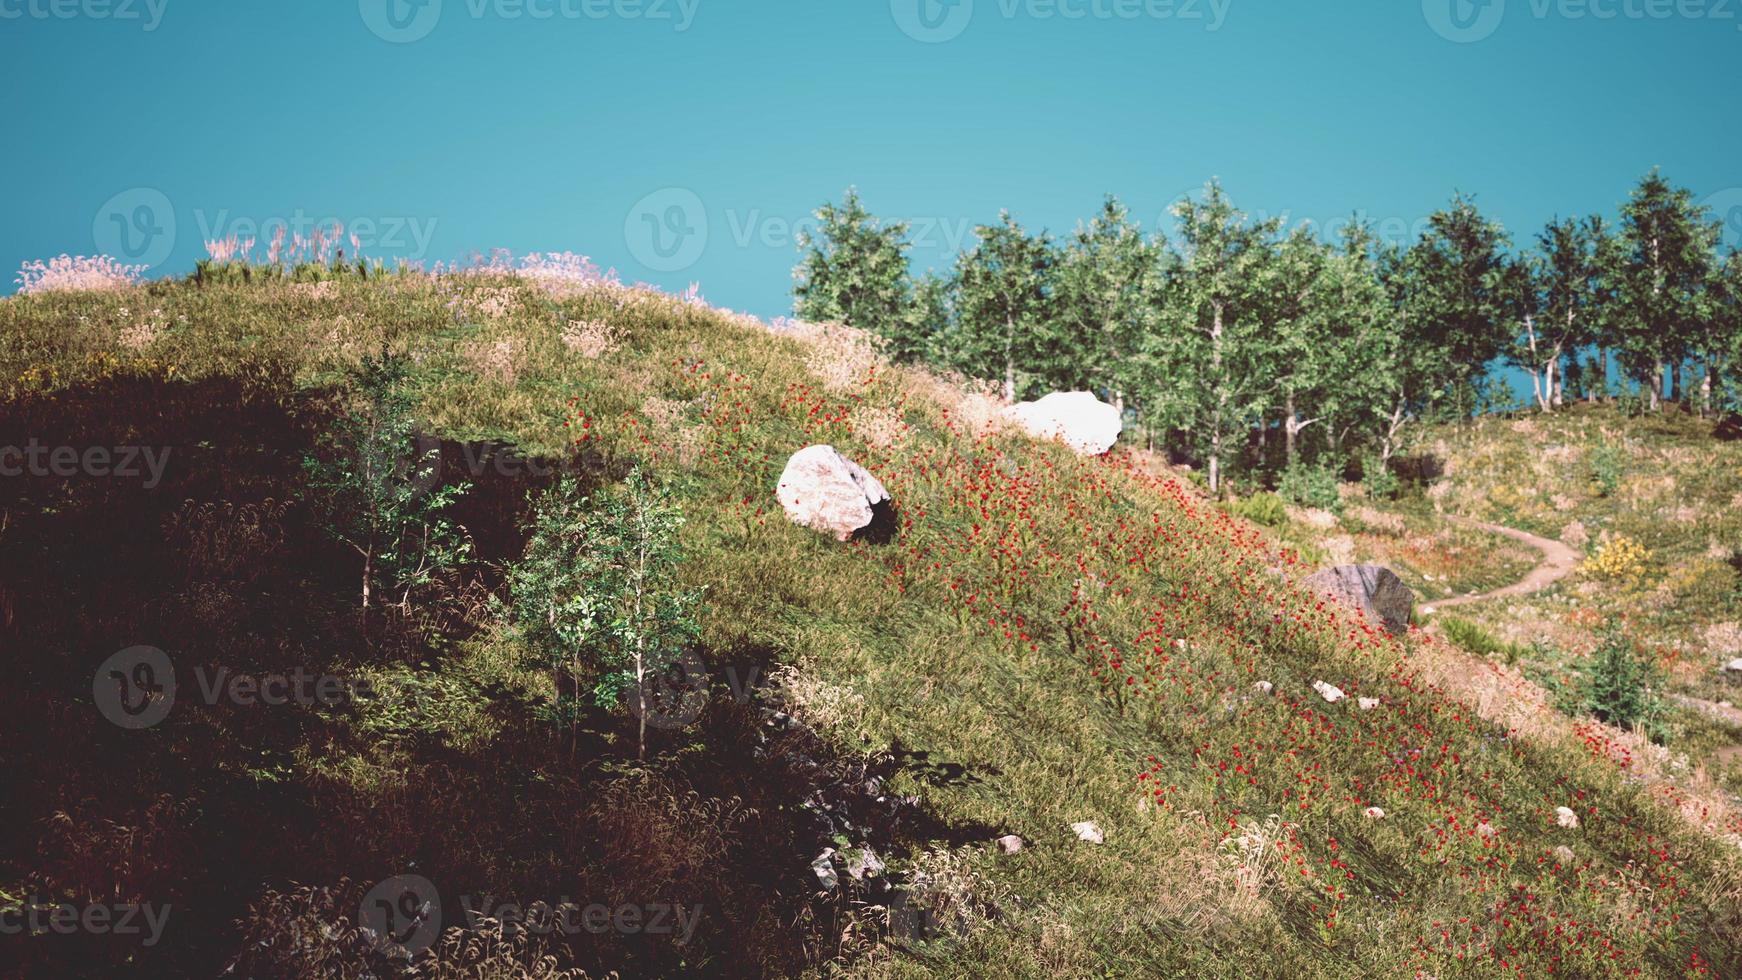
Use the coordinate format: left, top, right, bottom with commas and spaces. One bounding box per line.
1419, 516, 1580, 613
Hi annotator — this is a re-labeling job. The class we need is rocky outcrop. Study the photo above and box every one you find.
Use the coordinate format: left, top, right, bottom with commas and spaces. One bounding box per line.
1005, 392, 1122, 456
775, 445, 891, 541
1304, 565, 1415, 636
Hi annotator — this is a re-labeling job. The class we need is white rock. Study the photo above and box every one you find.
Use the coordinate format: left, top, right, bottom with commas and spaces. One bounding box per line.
996, 834, 1025, 855
1358, 697, 1381, 711
1253, 681, 1274, 696
1363, 806, 1386, 820
811, 848, 838, 890
1553, 845, 1576, 866
1725, 659, 1742, 674
775, 445, 890, 541
1477, 822, 1499, 839
1071, 821, 1104, 844
1555, 806, 1580, 830
1312, 681, 1347, 704
1005, 392, 1122, 456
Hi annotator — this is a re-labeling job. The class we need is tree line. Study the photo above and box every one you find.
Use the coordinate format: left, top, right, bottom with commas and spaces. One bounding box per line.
791, 170, 1742, 493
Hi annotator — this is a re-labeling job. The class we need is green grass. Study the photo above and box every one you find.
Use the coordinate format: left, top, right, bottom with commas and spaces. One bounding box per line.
4, 275, 1742, 978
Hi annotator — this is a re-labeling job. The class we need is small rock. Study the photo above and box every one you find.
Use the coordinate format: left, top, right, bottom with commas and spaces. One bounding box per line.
1553, 845, 1576, 866
1555, 806, 1580, 830
1312, 680, 1347, 704
1071, 821, 1104, 844
811, 848, 838, 890
996, 834, 1025, 855
1253, 681, 1274, 696
1364, 807, 1386, 820
1357, 697, 1381, 711
1724, 659, 1742, 674
1477, 822, 1499, 839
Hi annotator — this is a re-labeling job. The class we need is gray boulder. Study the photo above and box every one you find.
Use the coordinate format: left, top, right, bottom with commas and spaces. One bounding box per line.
1303, 565, 1415, 636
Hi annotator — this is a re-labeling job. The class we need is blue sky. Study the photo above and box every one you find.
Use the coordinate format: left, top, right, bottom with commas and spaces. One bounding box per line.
3, 0, 1739, 319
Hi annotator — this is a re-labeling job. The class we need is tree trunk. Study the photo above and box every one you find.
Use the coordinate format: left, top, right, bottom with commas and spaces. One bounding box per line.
1671, 362, 1683, 405
1003, 315, 1016, 402
1702, 361, 1713, 417
1284, 391, 1297, 465
361, 550, 373, 613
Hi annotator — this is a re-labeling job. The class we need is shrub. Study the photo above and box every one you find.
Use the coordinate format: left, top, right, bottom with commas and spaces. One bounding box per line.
301, 353, 473, 615
505, 468, 706, 759
1437, 615, 1527, 663
1229, 491, 1288, 528
1361, 454, 1400, 501
1588, 442, 1623, 497
1583, 535, 1650, 585
1276, 463, 1342, 513
1575, 621, 1667, 735
15, 254, 143, 294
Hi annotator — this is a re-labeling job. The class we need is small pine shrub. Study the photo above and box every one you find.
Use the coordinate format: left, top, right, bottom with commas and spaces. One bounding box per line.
1576, 621, 1667, 735
1361, 454, 1400, 501
1588, 443, 1623, 497
1276, 464, 1342, 513
1230, 492, 1289, 528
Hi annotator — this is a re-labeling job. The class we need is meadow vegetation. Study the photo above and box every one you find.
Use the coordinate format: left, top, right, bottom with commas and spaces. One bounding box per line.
2, 253, 1741, 978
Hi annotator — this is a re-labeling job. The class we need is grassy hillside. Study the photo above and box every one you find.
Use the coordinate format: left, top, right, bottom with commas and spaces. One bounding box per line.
3, 268, 1741, 978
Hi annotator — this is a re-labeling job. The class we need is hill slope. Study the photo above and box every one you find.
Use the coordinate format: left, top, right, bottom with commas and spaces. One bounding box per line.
2, 267, 1740, 978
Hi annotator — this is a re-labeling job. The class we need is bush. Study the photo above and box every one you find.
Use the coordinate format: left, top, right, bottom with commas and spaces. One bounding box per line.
1588, 443, 1623, 497
1229, 491, 1289, 528
1437, 615, 1527, 663
1361, 454, 1400, 501
1276, 463, 1342, 513
1583, 535, 1650, 585
1576, 621, 1667, 735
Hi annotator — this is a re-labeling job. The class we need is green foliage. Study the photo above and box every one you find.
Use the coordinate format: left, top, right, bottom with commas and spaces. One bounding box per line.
793, 189, 922, 359
300, 352, 473, 615
505, 468, 705, 758
1228, 491, 1289, 528
1276, 463, 1341, 512
1575, 621, 1667, 735
1360, 453, 1400, 500
943, 211, 1059, 400
1588, 441, 1623, 497
1437, 615, 1527, 663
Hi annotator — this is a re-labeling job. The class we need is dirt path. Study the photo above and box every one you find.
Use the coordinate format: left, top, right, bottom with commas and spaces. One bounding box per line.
1419, 516, 1581, 613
